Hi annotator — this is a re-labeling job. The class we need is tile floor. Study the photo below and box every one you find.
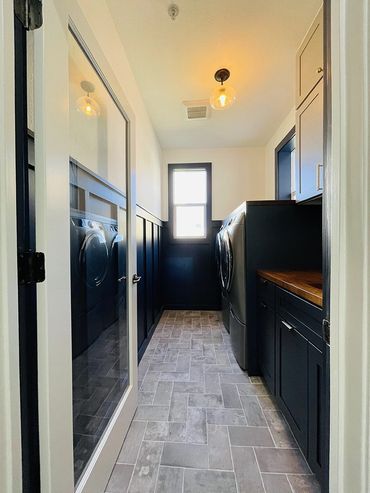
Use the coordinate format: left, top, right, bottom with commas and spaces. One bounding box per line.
73, 320, 128, 481
104, 310, 320, 493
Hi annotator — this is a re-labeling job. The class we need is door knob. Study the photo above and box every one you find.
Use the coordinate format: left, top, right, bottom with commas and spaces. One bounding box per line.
132, 274, 142, 284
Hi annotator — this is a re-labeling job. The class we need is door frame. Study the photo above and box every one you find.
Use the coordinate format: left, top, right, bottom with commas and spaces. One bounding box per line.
33, 1, 138, 492
274, 126, 296, 200
0, 0, 23, 491
329, 0, 370, 492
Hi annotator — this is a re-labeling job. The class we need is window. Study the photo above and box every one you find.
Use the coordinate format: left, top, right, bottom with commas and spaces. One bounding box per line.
169, 163, 211, 240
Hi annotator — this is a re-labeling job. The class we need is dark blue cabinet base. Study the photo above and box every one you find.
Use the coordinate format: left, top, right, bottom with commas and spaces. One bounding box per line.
257, 277, 329, 491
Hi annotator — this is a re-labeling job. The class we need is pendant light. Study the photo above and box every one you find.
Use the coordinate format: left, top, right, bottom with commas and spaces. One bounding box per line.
210, 68, 236, 110
76, 80, 100, 117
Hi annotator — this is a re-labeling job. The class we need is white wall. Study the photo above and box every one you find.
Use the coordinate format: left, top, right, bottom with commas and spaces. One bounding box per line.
162, 147, 266, 221
73, 1, 163, 219
264, 108, 295, 198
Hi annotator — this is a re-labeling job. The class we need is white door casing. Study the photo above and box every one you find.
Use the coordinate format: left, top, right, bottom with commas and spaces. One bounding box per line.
0, 0, 23, 492
330, 0, 370, 492
33, 1, 138, 492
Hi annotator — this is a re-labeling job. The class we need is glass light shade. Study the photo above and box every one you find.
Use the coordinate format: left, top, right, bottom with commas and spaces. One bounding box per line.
210, 84, 236, 110
76, 95, 100, 117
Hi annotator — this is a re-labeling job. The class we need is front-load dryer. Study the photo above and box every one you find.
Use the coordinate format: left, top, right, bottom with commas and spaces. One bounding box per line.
70, 211, 116, 358
226, 210, 247, 369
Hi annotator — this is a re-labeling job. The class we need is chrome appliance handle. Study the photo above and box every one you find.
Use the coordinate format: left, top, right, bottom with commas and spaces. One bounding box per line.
132, 274, 142, 284
281, 320, 295, 332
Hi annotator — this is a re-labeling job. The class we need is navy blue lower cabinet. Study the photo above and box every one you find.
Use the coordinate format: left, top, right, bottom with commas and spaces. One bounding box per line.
275, 288, 327, 490
308, 341, 326, 487
276, 315, 309, 454
257, 277, 328, 491
257, 300, 276, 394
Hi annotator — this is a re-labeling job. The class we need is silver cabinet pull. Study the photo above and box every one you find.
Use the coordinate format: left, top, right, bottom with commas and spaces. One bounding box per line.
282, 320, 295, 332
132, 274, 142, 284
316, 163, 324, 191
118, 276, 126, 283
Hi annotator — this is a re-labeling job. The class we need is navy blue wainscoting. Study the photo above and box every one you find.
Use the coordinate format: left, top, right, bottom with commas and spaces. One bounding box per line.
161, 221, 222, 310
136, 206, 164, 360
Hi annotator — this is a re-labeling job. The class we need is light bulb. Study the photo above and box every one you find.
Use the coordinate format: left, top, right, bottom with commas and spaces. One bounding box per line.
219, 94, 227, 107
210, 84, 236, 110
76, 94, 100, 117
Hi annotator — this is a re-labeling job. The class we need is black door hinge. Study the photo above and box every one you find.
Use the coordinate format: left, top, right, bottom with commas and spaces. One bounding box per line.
18, 251, 45, 285
14, 0, 43, 31
322, 318, 330, 345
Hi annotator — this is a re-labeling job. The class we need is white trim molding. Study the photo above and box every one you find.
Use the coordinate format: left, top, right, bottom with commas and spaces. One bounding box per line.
0, 1, 23, 492
330, 0, 370, 492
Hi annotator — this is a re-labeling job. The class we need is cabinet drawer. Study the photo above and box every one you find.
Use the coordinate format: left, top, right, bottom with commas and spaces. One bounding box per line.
296, 7, 323, 108
277, 287, 323, 350
257, 276, 275, 305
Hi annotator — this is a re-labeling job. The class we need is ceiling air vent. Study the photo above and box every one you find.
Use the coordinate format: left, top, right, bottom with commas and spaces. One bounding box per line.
183, 100, 210, 121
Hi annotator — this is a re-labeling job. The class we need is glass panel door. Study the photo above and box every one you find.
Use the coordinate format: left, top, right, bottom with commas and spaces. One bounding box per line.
26, 2, 138, 490
68, 31, 130, 485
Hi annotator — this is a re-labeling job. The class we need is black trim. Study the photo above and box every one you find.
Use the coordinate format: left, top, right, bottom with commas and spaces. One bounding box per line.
168, 163, 212, 244
14, 14, 40, 493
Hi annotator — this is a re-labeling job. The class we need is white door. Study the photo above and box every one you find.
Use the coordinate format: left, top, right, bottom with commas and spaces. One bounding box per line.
30, 1, 138, 492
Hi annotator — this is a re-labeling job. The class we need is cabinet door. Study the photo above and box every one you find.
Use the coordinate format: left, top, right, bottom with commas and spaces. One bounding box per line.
308, 342, 326, 485
296, 79, 323, 202
258, 301, 276, 394
296, 7, 323, 108
277, 317, 308, 453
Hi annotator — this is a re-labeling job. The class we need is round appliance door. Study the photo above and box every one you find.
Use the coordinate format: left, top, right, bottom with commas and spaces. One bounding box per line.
215, 230, 223, 280
220, 230, 233, 292
79, 229, 109, 288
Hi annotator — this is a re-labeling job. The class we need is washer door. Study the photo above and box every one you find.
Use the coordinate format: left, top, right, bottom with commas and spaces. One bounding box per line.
215, 230, 222, 280
220, 230, 233, 292
79, 229, 109, 288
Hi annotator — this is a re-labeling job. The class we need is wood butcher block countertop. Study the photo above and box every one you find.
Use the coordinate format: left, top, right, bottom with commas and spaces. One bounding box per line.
257, 270, 323, 308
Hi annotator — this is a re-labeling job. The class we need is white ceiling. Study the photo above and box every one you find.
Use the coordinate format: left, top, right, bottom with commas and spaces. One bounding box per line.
106, 0, 321, 149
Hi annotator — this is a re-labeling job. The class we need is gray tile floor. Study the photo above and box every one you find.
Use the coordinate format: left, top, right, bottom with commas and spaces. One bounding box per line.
73, 320, 128, 481
104, 310, 321, 493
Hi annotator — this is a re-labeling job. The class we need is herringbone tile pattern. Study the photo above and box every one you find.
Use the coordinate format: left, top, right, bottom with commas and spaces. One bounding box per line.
105, 310, 320, 493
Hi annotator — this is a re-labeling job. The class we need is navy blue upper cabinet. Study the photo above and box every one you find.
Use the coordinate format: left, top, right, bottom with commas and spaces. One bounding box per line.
295, 7, 324, 202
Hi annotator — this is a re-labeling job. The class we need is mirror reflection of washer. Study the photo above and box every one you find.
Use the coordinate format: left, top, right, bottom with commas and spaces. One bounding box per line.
79, 223, 109, 288
70, 211, 121, 358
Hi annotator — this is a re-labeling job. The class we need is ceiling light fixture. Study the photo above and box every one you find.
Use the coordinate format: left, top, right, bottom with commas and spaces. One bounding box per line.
210, 68, 236, 110
77, 81, 100, 117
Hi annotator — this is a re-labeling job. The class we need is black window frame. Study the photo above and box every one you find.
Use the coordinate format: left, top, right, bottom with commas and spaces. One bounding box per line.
168, 162, 212, 244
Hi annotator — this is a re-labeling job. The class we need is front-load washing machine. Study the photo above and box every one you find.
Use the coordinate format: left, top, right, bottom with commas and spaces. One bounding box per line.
70, 211, 121, 358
